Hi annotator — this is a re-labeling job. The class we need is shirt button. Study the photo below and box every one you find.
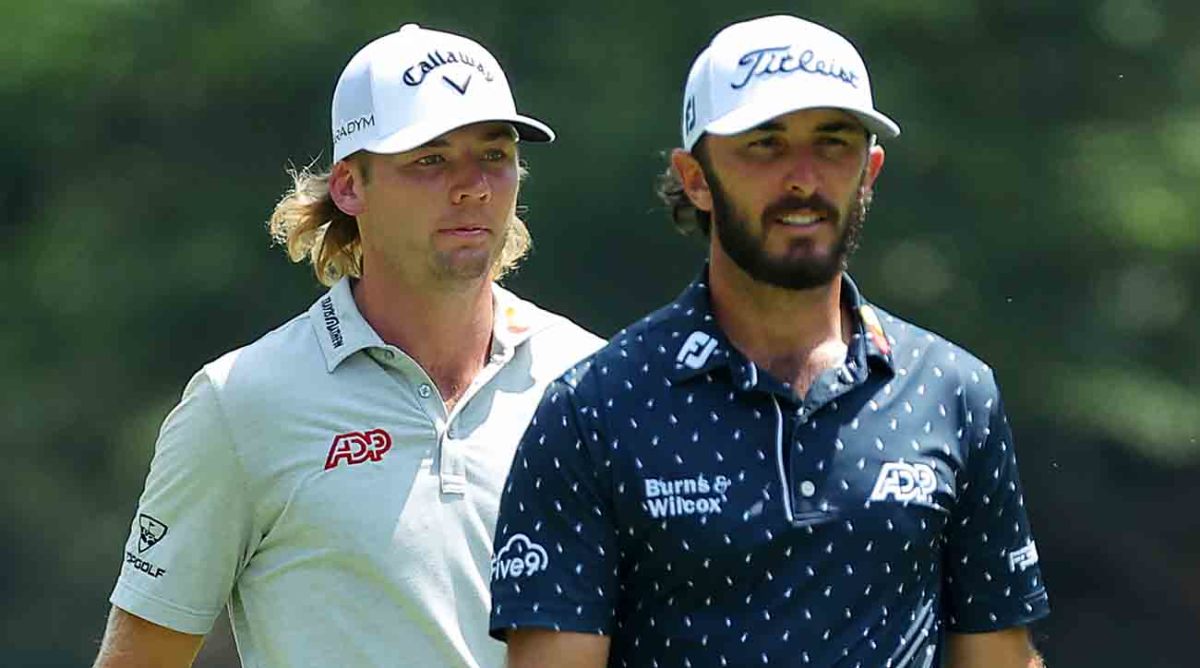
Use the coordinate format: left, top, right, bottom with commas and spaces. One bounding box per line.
417, 384, 433, 398
799, 480, 817, 498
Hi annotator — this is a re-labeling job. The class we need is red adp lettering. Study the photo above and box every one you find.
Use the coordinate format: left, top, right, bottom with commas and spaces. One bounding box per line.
324, 429, 393, 470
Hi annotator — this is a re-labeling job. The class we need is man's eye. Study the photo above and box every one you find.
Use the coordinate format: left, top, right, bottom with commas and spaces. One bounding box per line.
748, 136, 780, 149
483, 148, 509, 161
817, 136, 849, 146
415, 154, 445, 166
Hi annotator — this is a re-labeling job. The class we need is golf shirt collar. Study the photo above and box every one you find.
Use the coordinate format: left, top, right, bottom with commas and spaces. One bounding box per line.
310, 277, 552, 373
665, 267, 895, 389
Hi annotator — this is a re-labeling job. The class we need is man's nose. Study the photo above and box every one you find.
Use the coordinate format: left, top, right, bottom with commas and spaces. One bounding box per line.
451, 159, 492, 204
781, 148, 820, 198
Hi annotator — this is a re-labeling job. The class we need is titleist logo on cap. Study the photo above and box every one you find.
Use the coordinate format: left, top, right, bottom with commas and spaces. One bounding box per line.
731, 46, 861, 90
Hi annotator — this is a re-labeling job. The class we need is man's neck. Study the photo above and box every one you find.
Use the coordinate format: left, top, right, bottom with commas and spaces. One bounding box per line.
708, 251, 851, 399
352, 270, 494, 409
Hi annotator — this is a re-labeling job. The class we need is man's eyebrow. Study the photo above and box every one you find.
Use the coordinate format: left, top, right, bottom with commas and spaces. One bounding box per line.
748, 120, 787, 133
482, 126, 519, 142
746, 120, 863, 134
815, 121, 863, 134
415, 126, 517, 150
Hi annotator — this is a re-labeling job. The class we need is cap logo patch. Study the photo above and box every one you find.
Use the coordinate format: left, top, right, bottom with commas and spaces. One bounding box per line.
402, 50, 495, 87
731, 46, 860, 90
684, 96, 697, 132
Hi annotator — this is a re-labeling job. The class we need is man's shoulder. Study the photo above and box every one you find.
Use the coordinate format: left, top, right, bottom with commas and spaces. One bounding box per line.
868, 303, 1001, 394
548, 299, 690, 395
496, 286, 605, 367
197, 306, 327, 398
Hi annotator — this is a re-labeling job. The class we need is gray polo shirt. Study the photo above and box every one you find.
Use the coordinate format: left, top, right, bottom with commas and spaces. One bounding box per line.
111, 278, 602, 667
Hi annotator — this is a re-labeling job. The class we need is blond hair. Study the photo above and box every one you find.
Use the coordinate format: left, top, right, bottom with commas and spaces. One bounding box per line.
268, 160, 532, 287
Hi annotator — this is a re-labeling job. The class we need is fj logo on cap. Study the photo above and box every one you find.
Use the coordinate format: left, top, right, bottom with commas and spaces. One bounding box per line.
137, 513, 168, 553
685, 96, 697, 132
732, 46, 860, 90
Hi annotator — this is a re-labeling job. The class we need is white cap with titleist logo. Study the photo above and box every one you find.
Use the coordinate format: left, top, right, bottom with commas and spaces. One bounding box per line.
331, 23, 554, 162
681, 15, 900, 151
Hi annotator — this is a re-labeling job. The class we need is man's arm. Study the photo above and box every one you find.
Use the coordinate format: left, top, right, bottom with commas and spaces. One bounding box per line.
92, 606, 204, 668
946, 627, 1044, 668
507, 629, 610, 668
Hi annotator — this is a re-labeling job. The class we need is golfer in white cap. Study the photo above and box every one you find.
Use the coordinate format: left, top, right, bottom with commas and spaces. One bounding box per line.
93, 24, 601, 668
490, 14, 1048, 668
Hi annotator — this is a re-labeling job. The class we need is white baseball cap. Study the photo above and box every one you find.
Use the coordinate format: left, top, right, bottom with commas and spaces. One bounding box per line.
681, 15, 900, 150
331, 24, 554, 162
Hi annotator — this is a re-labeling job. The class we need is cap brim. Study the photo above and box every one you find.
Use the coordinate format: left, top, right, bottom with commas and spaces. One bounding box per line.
704, 98, 900, 143
360, 113, 555, 157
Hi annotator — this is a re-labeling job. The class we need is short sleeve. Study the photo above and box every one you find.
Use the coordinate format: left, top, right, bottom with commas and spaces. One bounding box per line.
109, 369, 255, 634
943, 375, 1050, 631
489, 376, 618, 640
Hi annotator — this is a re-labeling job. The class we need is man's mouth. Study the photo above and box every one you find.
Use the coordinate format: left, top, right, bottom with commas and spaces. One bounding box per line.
776, 211, 826, 227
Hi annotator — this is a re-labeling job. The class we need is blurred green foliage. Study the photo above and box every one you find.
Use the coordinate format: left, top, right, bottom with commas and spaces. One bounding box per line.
2, 1, 1196, 665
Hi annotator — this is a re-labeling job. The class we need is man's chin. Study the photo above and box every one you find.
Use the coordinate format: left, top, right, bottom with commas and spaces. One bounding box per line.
738, 253, 845, 291
432, 249, 499, 283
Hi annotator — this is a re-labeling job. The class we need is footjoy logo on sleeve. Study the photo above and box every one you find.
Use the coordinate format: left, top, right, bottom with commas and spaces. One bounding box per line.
643, 474, 732, 518
869, 462, 937, 504
1008, 540, 1040, 572
324, 429, 392, 470
491, 534, 549, 581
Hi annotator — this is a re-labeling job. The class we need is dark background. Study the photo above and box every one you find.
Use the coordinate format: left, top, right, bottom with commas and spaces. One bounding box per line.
3, 1, 1197, 666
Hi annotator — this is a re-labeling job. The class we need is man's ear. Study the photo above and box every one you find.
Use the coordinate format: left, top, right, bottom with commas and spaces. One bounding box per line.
862, 144, 885, 193
329, 158, 367, 217
670, 148, 714, 213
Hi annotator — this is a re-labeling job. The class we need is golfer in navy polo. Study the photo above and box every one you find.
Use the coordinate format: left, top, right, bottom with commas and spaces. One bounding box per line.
490, 15, 1049, 668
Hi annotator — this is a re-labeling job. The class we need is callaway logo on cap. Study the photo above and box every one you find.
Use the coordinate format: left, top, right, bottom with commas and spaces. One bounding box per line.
681, 15, 900, 150
331, 23, 554, 162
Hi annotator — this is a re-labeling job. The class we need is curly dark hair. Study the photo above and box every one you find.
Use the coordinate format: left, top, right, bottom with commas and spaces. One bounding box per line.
655, 140, 714, 238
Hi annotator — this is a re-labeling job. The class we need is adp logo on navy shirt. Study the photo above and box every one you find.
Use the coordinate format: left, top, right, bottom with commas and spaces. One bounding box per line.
490, 272, 1049, 667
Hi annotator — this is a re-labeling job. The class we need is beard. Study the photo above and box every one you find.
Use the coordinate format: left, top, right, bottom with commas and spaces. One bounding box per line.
706, 164, 872, 291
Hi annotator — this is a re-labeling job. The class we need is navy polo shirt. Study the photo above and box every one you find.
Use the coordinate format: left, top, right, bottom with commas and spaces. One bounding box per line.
490, 270, 1049, 667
